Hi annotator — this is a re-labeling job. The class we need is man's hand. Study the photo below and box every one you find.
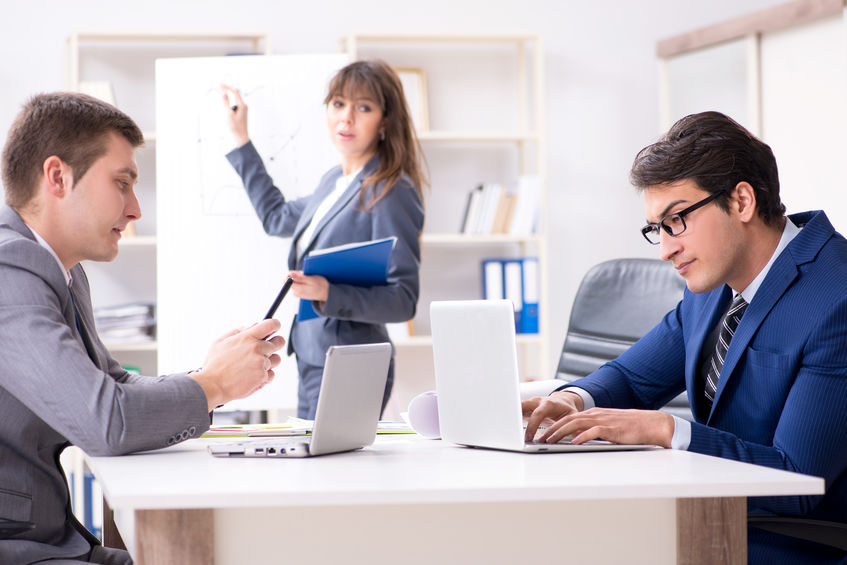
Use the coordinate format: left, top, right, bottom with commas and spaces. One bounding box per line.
191, 318, 285, 411
522, 390, 584, 442
537, 407, 675, 448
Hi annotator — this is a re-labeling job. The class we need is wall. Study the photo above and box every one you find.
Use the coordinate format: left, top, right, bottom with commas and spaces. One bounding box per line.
0, 0, 787, 373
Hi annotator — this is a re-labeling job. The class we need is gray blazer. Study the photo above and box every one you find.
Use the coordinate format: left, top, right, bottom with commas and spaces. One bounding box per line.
226, 142, 424, 366
0, 205, 210, 563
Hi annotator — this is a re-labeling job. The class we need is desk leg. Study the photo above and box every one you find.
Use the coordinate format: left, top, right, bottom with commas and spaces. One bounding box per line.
135, 509, 213, 565
677, 497, 746, 565
102, 498, 127, 551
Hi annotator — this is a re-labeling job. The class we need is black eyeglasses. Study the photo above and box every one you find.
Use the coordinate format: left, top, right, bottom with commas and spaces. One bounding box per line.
640, 191, 723, 245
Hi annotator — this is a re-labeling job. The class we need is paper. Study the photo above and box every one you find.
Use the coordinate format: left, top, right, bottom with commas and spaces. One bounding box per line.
201, 422, 309, 438
405, 391, 441, 439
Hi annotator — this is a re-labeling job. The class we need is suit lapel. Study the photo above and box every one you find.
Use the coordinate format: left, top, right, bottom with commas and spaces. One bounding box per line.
293, 154, 380, 260
68, 269, 102, 366
0, 205, 104, 367
298, 173, 364, 258
706, 211, 831, 421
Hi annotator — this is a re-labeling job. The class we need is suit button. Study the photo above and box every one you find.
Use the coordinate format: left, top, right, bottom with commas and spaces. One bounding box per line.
179, 430, 189, 440
188, 426, 197, 437
167, 436, 176, 445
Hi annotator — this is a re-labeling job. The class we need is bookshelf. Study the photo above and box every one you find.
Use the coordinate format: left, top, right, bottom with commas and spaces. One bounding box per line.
65, 31, 271, 376
341, 34, 548, 415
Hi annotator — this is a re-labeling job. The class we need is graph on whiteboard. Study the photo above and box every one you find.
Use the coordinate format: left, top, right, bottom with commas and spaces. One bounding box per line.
192, 77, 330, 216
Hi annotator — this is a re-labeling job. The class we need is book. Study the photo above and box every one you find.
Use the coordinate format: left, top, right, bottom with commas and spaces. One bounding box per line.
297, 236, 397, 321
509, 175, 541, 236
461, 185, 484, 234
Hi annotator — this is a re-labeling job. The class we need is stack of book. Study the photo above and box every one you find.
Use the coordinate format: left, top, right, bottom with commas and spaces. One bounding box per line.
93, 302, 155, 343
459, 175, 540, 235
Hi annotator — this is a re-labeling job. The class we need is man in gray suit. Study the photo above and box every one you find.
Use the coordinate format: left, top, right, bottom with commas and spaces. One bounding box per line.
0, 93, 285, 564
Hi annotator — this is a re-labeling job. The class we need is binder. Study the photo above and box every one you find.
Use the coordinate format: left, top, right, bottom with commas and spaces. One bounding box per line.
297, 237, 396, 321
481, 257, 539, 333
482, 259, 504, 300
520, 257, 539, 334
503, 259, 523, 331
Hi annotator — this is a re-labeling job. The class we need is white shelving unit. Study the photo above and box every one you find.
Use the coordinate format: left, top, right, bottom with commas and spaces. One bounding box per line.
342, 34, 548, 416
65, 31, 271, 375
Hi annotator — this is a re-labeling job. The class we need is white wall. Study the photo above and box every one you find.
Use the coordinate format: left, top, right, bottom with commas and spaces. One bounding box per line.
0, 0, 787, 369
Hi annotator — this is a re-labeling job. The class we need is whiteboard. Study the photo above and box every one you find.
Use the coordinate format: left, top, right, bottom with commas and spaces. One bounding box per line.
155, 54, 347, 411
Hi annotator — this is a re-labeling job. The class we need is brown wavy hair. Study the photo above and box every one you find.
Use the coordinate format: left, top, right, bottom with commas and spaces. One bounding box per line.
324, 60, 428, 209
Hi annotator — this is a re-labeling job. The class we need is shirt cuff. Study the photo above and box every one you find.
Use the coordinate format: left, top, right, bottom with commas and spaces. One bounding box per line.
557, 386, 595, 411
670, 415, 691, 450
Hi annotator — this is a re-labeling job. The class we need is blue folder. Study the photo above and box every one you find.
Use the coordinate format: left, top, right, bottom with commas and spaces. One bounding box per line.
297, 236, 397, 321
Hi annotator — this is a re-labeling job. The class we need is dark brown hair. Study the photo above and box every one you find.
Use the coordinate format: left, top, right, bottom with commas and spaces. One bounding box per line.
2, 92, 144, 209
324, 60, 428, 209
630, 111, 784, 226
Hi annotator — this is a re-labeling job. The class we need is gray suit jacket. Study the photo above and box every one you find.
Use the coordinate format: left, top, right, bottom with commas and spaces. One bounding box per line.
0, 205, 211, 563
226, 142, 424, 366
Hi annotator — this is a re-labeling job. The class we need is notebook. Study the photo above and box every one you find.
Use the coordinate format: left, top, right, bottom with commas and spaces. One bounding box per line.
207, 342, 391, 458
430, 299, 656, 453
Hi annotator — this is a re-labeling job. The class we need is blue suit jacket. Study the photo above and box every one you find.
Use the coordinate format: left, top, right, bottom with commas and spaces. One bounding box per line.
226, 141, 424, 366
572, 211, 847, 527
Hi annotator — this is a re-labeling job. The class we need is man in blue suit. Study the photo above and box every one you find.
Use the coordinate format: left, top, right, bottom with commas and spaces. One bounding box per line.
524, 111, 847, 564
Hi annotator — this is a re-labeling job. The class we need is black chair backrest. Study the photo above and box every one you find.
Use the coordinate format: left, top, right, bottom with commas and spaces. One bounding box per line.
556, 258, 685, 381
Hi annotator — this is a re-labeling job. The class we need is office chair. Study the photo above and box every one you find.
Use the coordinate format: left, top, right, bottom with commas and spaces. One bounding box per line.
555, 257, 691, 419
748, 515, 847, 552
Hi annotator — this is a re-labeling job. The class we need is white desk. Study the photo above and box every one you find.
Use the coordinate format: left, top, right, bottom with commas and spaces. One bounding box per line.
86, 435, 823, 565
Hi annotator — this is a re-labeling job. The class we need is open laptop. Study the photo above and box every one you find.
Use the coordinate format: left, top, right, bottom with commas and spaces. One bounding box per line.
430, 299, 655, 453
208, 342, 391, 458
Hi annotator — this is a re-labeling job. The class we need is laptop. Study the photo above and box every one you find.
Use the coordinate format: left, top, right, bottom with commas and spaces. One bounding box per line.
208, 342, 391, 458
430, 299, 656, 453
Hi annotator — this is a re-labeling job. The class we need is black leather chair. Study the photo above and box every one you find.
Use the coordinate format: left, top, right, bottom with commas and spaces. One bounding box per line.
748, 515, 847, 552
555, 257, 691, 419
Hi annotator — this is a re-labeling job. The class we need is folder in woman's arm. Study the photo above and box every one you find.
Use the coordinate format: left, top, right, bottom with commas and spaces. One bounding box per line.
297, 236, 397, 321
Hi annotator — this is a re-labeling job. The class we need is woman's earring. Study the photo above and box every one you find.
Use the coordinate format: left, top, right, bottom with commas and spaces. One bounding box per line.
380, 130, 385, 141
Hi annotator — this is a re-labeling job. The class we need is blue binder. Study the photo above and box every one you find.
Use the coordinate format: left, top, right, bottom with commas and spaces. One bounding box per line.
297, 237, 396, 321
519, 257, 539, 334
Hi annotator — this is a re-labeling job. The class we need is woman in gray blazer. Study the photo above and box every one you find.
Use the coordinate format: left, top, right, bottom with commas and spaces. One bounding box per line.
222, 60, 426, 418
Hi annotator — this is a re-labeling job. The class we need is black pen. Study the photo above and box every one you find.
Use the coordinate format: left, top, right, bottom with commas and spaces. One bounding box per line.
264, 277, 294, 319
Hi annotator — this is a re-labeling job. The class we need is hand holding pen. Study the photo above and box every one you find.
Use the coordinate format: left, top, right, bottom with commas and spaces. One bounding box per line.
220, 84, 250, 147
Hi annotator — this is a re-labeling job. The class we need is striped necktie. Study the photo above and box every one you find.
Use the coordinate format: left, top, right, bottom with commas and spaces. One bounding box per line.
704, 294, 748, 405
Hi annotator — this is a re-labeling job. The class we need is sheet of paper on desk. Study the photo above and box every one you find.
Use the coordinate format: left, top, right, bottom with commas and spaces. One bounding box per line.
201, 423, 309, 438
285, 416, 413, 434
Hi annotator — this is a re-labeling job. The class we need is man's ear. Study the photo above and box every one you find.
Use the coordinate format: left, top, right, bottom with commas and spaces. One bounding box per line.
733, 181, 757, 223
42, 155, 72, 198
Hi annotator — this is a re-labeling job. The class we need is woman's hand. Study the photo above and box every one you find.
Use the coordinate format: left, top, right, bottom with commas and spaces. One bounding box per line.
289, 271, 330, 302
220, 83, 250, 147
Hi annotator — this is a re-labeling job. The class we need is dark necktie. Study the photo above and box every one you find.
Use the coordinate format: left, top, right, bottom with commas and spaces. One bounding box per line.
704, 294, 748, 404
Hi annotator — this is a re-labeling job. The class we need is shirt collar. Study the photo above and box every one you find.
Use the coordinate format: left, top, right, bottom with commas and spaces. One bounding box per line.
738, 217, 801, 304
25, 223, 72, 286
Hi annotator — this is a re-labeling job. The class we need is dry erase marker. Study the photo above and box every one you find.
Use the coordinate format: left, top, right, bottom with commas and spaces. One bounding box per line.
264, 277, 294, 319
225, 90, 238, 111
